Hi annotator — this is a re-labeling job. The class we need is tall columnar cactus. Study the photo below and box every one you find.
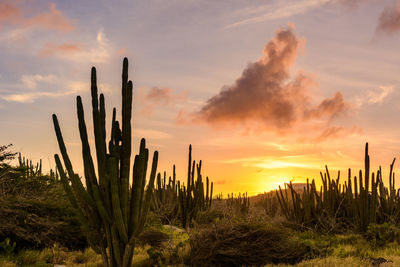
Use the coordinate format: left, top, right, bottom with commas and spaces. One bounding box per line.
179, 145, 213, 229
275, 143, 400, 233
52, 58, 158, 267
151, 168, 180, 224
261, 191, 279, 217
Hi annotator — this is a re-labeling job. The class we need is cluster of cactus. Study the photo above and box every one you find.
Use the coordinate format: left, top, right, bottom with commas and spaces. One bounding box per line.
150, 145, 214, 228
178, 145, 213, 229
18, 153, 43, 178
49, 168, 59, 180
276, 143, 400, 232
16, 153, 59, 180
226, 192, 250, 215
215, 192, 223, 201
151, 168, 180, 224
52, 58, 158, 267
261, 191, 279, 217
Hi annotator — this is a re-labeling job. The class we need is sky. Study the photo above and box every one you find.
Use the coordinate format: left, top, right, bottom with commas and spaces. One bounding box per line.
1, 0, 400, 195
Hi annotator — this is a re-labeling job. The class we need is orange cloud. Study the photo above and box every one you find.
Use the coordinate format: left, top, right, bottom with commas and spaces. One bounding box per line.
377, 0, 400, 34
305, 92, 349, 120
314, 126, 362, 142
115, 48, 126, 57
0, 1, 75, 32
25, 3, 75, 31
215, 179, 227, 185
195, 25, 348, 132
40, 42, 83, 56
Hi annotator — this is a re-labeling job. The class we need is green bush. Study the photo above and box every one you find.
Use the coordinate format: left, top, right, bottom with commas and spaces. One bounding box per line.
15, 250, 40, 266
0, 238, 16, 257
137, 229, 169, 248
0, 197, 86, 251
364, 223, 400, 247
0, 154, 86, 251
195, 208, 225, 225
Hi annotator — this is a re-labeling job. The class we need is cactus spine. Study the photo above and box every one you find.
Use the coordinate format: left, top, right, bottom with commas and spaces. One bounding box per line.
53, 58, 158, 267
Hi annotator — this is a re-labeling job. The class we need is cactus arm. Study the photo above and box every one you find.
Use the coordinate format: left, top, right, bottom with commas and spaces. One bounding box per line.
54, 154, 78, 209
53, 114, 96, 208
136, 150, 158, 236
107, 155, 128, 243
77, 96, 112, 224
90, 68, 106, 180
120, 58, 133, 223
130, 140, 146, 234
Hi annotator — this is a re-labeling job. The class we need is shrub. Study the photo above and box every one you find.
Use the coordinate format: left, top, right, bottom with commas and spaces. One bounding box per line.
195, 208, 225, 225
364, 223, 400, 247
0, 238, 16, 257
189, 220, 309, 266
0, 158, 86, 251
137, 229, 169, 249
15, 250, 40, 266
0, 197, 86, 250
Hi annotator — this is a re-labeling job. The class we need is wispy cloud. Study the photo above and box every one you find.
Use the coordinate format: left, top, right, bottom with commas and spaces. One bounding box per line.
314, 125, 362, 142
40, 42, 83, 57
139, 87, 187, 116
217, 155, 321, 169
1, 81, 87, 103
367, 85, 394, 104
133, 129, 171, 139
20, 74, 57, 89
43, 29, 112, 63
225, 0, 330, 29
216, 148, 361, 171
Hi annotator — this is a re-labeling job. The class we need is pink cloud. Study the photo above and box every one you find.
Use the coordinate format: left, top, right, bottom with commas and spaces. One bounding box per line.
195, 25, 348, 133
376, 0, 400, 34
139, 87, 187, 116
0, 1, 75, 32
0, 1, 21, 27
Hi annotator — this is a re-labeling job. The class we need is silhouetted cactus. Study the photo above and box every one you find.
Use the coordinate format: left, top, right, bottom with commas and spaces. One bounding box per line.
150, 146, 214, 228
53, 58, 158, 267
276, 143, 400, 233
18, 153, 42, 178
151, 168, 180, 224
178, 145, 213, 229
227, 192, 250, 215
261, 191, 279, 217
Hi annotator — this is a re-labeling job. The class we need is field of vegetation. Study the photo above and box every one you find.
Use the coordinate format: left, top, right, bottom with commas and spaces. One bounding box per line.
3, 144, 400, 266
2, 58, 400, 266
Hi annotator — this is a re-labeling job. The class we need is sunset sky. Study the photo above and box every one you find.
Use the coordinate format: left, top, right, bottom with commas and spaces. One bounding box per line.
1, 0, 400, 195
